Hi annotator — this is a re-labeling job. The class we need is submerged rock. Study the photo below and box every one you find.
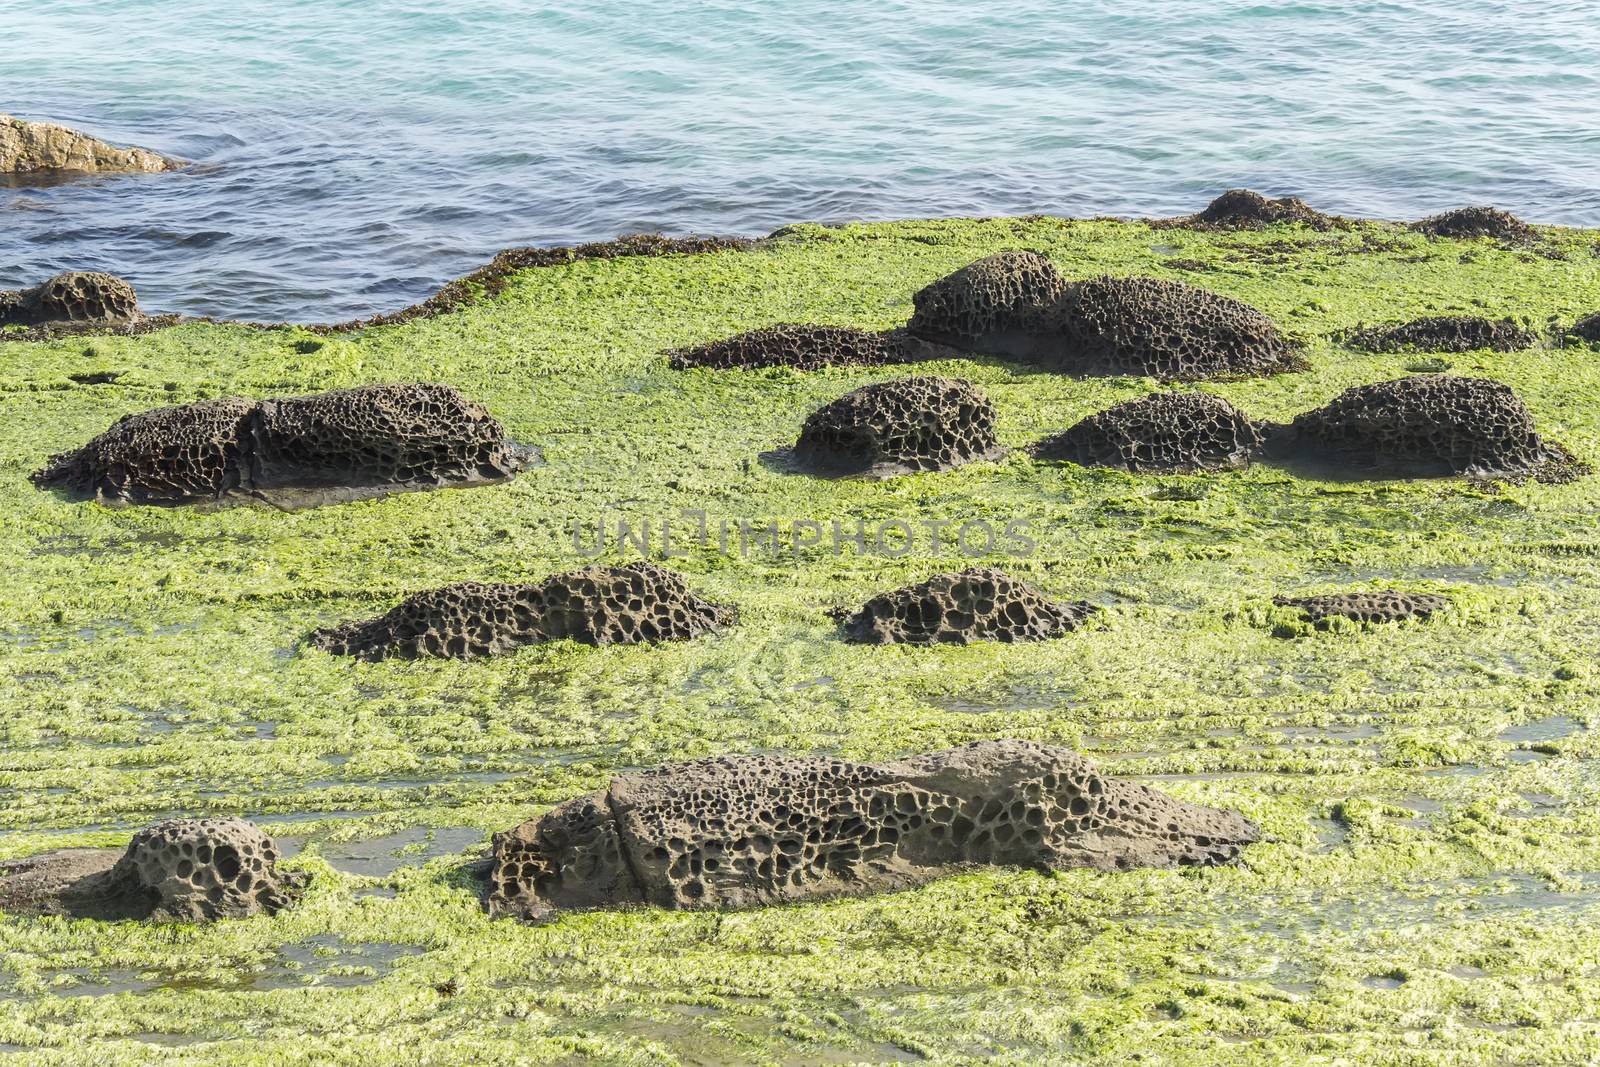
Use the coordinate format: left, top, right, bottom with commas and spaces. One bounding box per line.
1, 114, 178, 175
1412, 206, 1536, 242
904, 253, 1302, 380
1034, 391, 1265, 472
31, 383, 532, 506
311, 562, 734, 660
0, 818, 302, 921
833, 567, 1097, 645
1345, 315, 1538, 354
1274, 591, 1450, 626
0, 271, 141, 327
1281, 374, 1585, 483
1181, 188, 1340, 230
484, 740, 1259, 921
791, 375, 1003, 477
667, 323, 912, 370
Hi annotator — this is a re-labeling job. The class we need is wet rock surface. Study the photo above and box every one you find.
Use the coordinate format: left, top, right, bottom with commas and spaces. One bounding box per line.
1, 114, 177, 175
1171, 188, 1341, 230
791, 375, 1003, 477
833, 568, 1098, 645
1275, 591, 1451, 626
0, 818, 302, 921
1345, 315, 1538, 353
1278, 374, 1585, 483
31, 383, 531, 506
1412, 207, 1537, 242
484, 740, 1259, 921
311, 562, 735, 661
667, 323, 912, 370
904, 253, 1302, 380
0, 271, 141, 327
1034, 391, 1265, 472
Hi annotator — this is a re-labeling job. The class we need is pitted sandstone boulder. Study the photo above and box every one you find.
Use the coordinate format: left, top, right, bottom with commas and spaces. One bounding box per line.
1179, 188, 1339, 230
1034, 391, 1264, 472
310, 562, 734, 660
667, 324, 912, 370
1412, 206, 1537, 242
483, 740, 1259, 921
905, 254, 1301, 380
792, 376, 1003, 477
1274, 591, 1450, 626
1345, 315, 1538, 354
1, 114, 178, 175
0, 271, 141, 327
0, 818, 302, 921
1282, 374, 1584, 482
832, 568, 1097, 645
31, 383, 531, 506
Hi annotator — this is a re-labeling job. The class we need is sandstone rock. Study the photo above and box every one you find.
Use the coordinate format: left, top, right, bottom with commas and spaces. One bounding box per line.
1034, 391, 1265, 472
1274, 591, 1450, 626
0, 271, 141, 327
833, 568, 1097, 644
667, 323, 912, 370
1, 114, 177, 175
484, 740, 1259, 921
1182, 188, 1339, 230
1345, 315, 1538, 354
792, 375, 1003, 477
1412, 206, 1536, 242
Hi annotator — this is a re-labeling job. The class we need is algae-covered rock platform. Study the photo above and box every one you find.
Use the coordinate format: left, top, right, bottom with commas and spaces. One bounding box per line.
4, 211, 1600, 1064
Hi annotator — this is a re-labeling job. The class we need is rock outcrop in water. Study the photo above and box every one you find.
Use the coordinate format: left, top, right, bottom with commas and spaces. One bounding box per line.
1173, 188, 1341, 230
904, 253, 1302, 380
483, 739, 1259, 921
1412, 207, 1537, 242
1, 114, 178, 175
1034, 391, 1265, 472
791, 375, 1003, 477
1345, 315, 1538, 354
31, 383, 532, 506
311, 562, 734, 660
667, 323, 912, 370
1274, 591, 1450, 626
832, 568, 1098, 645
0, 271, 142, 327
0, 818, 302, 921
1277, 374, 1584, 483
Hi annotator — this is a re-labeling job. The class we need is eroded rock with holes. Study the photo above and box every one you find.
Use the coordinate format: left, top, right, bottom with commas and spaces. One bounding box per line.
1178, 188, 1339, 230
31, 383, 532, 506
1412, 207, 1536, 242
483, 740, 1259, 921
1280, 374, 1585, 482
0, 818, 303, 921
832, 568, 1097, 645
791, 376, 1003, 477
1034, 392, 1264, 472
1345, 316, 1538, 354
0, 271, 141, 327
1, 114, 178, 175
667, 324, 911, 370
311, 562, 734, 660
904, 254, 1301, 380
1274, 591, 1450, 626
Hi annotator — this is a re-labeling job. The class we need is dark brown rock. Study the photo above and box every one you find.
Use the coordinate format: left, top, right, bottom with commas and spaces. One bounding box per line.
792, 375, 1003, 477
1274, 591, 1450, 626
310, 562, 735, 661
667, 323, 912, 370
31, 383, 531, 506
1412, 207, 1537, 242
1182, 188, 1340, 230
1568, 312, 1600, 344
0, 818, 302, 921
833, 568, 1097, 645
1345, 315, 1538, 354
484, 740, 1259, 921
1034, 391, 1264, 472
0, 271, 141, 327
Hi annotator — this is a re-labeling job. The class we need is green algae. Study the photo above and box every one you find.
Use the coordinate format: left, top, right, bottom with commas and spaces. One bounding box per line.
2, 216, 1600, 1064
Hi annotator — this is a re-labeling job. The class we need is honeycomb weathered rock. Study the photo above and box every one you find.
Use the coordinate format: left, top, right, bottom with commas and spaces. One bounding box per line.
1033, 391, 1265, 472
1180, 188, 1339, 230
1412, 207, 1537, 242
792, 376, 1003, 477
484, 740, 1260, 921
833, 568, 1097, 645
0, 271, 141, 326
905, 254, 1301, 380
310, 562, 734, 660
0, 818, 302, 921
1345, 315, 1538, 353
667, 324, 911, 370
1274, 591, 1450, 626
31, 383, 530, 506
1282, 374, 1584, 482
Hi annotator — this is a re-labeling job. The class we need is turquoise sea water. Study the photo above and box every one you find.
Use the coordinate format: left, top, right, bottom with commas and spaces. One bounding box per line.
3, 0, 1598, 321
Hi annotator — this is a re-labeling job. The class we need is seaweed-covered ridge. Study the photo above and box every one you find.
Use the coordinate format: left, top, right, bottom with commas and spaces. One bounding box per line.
1412, 206, 1537, 242
1162, 188, 1344, 231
